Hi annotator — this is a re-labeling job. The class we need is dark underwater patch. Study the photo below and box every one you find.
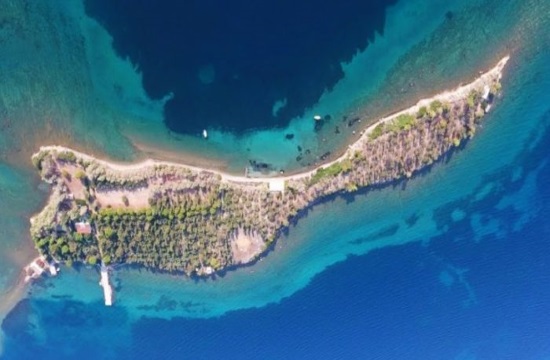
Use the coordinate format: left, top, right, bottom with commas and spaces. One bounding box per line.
350, 223, 400, 245
84, 0, 398, 135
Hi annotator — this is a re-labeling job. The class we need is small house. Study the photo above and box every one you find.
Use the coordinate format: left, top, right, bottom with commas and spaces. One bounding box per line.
75, 221, 92, 235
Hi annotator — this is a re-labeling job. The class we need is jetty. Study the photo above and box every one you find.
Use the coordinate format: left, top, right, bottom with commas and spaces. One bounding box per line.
99, 266, 113, 306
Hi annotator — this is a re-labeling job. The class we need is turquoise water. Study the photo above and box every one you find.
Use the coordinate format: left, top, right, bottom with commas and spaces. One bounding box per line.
0, 0, 549, 358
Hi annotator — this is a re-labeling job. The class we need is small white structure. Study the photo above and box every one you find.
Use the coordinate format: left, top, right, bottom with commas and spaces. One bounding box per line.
268, 179, 285, 192
48, 264, 58, 276
313, 115, 322, 121
99, 266, 113, 306
202, 129, 208, 139
482, 85, 491, 100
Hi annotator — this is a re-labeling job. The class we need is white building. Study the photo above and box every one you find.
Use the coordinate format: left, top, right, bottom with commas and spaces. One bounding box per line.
268, 179, 285, 192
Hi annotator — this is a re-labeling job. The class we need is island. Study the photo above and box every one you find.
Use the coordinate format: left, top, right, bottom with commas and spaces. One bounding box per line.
28, 56, 509, 278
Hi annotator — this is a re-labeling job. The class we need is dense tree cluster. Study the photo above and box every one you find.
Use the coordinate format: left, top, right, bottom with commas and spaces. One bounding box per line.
30, 189, 100, 268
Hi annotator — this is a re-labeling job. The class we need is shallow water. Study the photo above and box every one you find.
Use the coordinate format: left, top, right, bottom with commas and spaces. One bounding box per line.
0, 0, 549, 358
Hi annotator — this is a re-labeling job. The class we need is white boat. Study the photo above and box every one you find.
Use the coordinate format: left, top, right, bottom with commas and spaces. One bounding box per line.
202, 129, 208, 139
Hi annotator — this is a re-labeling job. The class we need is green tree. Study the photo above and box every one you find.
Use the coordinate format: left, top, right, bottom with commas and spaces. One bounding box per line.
103, 226, 115, 240
36, 237, 49, 249
87, 256, 98, 265
102, 255, 111, 265
209, 257, 220, 269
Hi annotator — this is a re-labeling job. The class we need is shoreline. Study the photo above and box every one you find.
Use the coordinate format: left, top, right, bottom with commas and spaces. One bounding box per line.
27, 54, 509, 279
35, 56, 509, 185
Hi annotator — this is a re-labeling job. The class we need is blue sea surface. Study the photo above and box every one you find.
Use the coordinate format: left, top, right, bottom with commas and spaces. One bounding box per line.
0, 0, 550, 359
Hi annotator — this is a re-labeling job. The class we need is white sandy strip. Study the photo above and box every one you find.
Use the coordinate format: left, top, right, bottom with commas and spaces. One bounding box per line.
37, 56, 509, 187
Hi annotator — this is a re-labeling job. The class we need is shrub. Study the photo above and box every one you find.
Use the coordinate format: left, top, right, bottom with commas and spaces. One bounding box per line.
430, 100, 443, 113
31, 151, 48, 170
467, 90, 478, 108
340, 158, 353, 173
388, 114, 416, 133
61, 170, 71, 180
369, 123, 385, 140
310, 162, 344, 185
75, 199, 87, 206
57, 151, 77, 163
416, 106, 428, 118
75, 170, 86, 180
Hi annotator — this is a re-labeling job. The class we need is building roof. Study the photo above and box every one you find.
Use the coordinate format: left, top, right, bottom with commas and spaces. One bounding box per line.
268, 179, 285, 192
75, 221, 92, 234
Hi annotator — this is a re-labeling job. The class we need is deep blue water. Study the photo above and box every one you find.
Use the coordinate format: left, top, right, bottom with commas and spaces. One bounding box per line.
84, 0, 398, 135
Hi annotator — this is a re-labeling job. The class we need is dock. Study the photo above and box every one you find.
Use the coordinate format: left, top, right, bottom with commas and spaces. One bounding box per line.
99, 266, 113, 306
